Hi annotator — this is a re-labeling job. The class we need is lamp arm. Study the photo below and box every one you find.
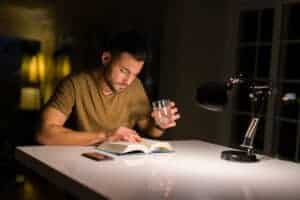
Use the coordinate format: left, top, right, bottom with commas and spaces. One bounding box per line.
240, 117, 259, 153
241, 88, 271, 154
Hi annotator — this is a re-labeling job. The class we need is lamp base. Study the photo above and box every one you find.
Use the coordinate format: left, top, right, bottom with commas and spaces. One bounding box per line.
221, 150, 258, 162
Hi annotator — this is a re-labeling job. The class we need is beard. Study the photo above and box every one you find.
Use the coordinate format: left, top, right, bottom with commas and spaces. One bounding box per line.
103, 64, 129, 94
104, 72, 128, 94
115, 84, 128, 91
112, 81, 129, 92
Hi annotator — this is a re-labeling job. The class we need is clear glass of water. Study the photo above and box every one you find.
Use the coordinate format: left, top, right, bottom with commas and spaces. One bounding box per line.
152, 99, 172, 127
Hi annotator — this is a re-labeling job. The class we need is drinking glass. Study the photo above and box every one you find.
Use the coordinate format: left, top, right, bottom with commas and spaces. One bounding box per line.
152, 99, 172, 127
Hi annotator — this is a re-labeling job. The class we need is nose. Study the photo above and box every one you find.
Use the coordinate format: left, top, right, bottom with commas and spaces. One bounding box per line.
123, 74, 135, 85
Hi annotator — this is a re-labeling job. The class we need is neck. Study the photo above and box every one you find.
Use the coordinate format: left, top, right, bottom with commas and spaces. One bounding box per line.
100, 68, 115, 96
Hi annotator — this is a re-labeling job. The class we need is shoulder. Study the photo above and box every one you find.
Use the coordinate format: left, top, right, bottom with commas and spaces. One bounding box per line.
126, 77, 148, 99
58, 70, 95, 87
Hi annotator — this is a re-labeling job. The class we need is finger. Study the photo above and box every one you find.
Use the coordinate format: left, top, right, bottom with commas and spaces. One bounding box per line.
128, 130, 140, 138
111, 134, 124, 142
122, 135, 136, 142
166, 122, 176, 128
168, 101, 176, 108
133, 134, 142, 142
170, 122, 176, 127
133, 133, 142, 142
152, 110, 160, 117
107, 135, 115, 142
172, 114, 181, 121
125, 131, 141, 143
131, 131, 140, 138
123, 127, 139, 136
171, 107, 178, 114
131, 130, 141, 137
151, 111, 155, 118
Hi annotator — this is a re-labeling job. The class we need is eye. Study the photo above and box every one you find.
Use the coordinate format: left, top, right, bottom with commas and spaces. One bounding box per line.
120, 67, 129, 74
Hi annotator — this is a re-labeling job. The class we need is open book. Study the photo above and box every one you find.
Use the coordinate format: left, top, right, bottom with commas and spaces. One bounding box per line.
96, 138, 174, 154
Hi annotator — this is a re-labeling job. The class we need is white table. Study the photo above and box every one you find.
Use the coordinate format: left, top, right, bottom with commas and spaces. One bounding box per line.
16, 140, 300, 200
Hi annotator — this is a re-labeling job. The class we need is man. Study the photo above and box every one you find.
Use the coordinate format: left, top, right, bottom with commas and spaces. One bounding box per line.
36, 31, 180, 145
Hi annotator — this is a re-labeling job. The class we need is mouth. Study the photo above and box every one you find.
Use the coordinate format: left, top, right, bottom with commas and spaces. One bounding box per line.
118, 84, 128, 90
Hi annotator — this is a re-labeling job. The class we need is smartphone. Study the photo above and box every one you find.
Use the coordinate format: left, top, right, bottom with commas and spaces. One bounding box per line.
81, 152, 113, 161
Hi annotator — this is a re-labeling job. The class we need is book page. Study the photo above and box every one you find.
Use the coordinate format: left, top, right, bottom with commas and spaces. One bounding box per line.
97, 138, 173, 154
97, 141, 149, 154
140, 138, 159, 148
141, 139, 173, 152
97, 142, 128, 154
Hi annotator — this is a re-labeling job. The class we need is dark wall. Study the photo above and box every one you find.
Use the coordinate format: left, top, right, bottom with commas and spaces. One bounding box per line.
159, 0, 239, 145
52, 0, 167, 70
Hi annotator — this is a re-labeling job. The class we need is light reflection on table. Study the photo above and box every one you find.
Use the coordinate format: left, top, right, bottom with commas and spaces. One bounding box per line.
16, 140, 300, 200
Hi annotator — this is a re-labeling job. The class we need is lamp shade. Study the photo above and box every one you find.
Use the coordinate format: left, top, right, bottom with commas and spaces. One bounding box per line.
196, 82, 228, 112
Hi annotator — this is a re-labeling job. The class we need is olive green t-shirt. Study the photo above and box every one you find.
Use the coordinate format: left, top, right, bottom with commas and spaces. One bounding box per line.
45, 69, 151, 134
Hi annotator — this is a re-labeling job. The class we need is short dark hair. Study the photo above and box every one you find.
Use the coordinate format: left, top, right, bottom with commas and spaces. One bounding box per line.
106, 30, 148, 61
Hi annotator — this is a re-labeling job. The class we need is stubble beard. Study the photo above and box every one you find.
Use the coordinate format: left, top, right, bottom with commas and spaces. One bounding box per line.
103, 65, 128, 94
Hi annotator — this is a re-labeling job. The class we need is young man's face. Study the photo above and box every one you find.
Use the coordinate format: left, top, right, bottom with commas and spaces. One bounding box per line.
103, 52, 144, 93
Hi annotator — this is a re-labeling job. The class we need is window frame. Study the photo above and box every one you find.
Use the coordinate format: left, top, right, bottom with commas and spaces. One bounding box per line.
234, 0, 300, 162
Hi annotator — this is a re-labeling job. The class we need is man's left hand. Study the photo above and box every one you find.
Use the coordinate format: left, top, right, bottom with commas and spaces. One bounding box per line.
151, 100, 180, 130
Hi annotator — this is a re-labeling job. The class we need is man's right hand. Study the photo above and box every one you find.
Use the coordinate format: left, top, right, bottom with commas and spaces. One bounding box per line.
107, 126, 142, 143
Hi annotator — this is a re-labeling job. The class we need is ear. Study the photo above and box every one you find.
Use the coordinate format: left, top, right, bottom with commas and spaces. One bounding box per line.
101, 51, 112, 65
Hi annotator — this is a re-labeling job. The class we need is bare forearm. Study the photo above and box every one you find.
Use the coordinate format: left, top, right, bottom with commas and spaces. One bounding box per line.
36, 125, 107, 146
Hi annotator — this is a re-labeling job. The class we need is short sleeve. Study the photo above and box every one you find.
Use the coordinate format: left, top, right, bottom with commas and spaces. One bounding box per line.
44, 76, 75, 117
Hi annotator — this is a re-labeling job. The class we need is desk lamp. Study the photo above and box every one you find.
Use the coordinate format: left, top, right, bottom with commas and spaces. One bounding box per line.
196, 74, 272, 162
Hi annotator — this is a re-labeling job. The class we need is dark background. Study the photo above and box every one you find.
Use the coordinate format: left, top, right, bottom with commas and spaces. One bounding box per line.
1, 0, 300, 199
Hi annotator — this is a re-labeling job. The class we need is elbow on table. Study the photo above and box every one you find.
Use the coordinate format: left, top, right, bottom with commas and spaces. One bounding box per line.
35, 130, 52, 145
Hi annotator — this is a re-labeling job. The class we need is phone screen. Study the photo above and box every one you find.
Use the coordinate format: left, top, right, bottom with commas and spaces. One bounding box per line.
82, 152, 113, 161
